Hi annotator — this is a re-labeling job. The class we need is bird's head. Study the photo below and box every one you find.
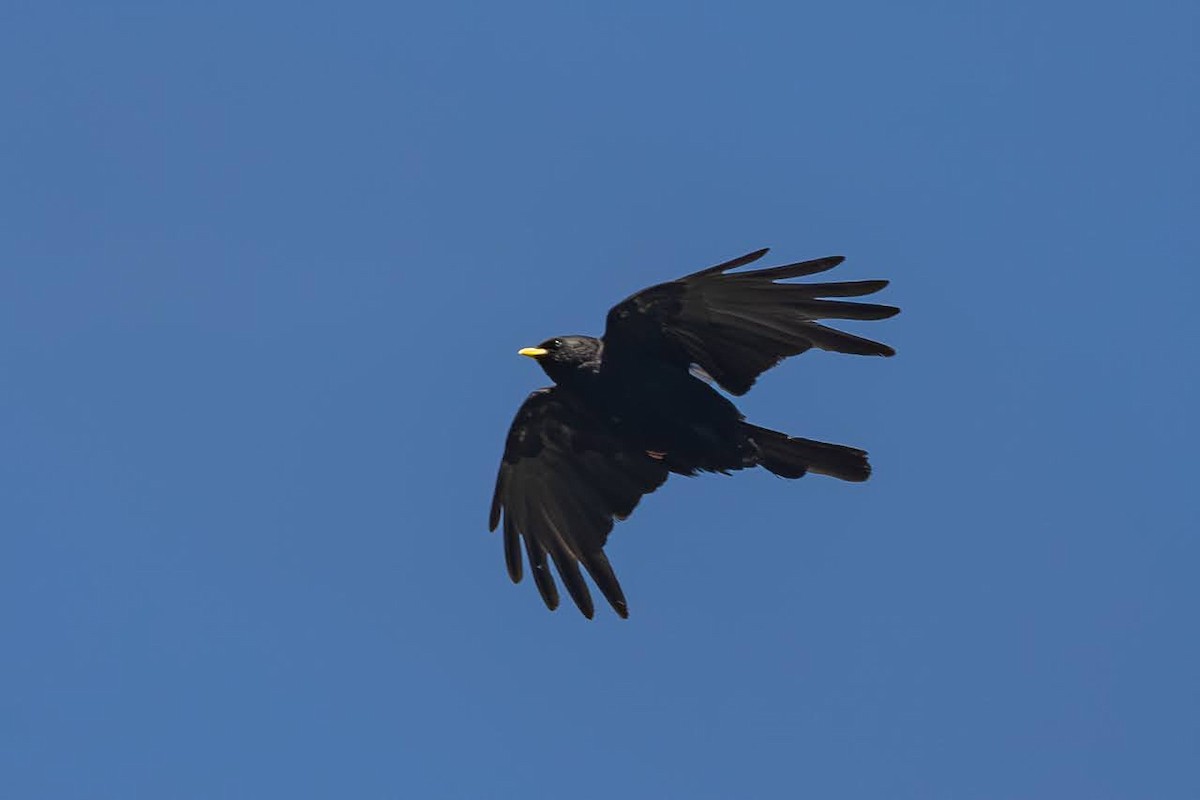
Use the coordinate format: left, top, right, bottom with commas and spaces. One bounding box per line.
518, 335, 602, 384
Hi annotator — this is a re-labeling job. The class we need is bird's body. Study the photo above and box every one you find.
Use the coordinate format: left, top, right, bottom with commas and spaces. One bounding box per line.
490, 248, 898, 618
550, 337, 751, 475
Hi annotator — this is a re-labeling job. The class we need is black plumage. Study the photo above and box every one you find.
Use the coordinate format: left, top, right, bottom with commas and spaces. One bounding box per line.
489, 248, 898, 618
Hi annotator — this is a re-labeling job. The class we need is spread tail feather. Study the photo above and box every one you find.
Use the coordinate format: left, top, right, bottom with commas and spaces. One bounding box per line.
742, 423, 871, 482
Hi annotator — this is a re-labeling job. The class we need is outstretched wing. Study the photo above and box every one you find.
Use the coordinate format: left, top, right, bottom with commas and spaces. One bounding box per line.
603, 248, 899, 395
489, 388, 669, 618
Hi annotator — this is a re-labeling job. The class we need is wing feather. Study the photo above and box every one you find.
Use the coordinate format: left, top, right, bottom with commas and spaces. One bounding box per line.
604, 249, 898, 395
489, 388, 668, 618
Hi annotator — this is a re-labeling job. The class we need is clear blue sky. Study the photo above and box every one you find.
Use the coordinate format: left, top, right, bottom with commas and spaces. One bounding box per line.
3, 2, 1197, 798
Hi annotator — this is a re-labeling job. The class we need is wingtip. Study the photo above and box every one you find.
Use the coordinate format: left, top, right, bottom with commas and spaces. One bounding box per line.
690, 247, 772, 278
488, 493, 501, 531
742, 248, 772, 268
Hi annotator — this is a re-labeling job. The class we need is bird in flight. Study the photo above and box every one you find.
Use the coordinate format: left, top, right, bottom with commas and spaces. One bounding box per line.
489, 248, 898, 618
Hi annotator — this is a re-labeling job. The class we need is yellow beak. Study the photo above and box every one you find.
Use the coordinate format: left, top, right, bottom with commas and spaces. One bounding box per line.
518, 347, 549, 358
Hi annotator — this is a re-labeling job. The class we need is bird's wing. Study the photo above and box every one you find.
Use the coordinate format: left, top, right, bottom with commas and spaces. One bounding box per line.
603, 248, 899, 396
489, 388, 669, 618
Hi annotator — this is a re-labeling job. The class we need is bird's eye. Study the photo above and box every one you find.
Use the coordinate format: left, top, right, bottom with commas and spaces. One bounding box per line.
551, 339, 563, 348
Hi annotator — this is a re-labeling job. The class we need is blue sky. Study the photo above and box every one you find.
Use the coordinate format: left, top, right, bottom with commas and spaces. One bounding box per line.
2, 1, 1197, 797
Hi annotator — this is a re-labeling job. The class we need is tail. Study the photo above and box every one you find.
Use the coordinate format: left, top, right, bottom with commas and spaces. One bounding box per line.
741, 423, 871, 482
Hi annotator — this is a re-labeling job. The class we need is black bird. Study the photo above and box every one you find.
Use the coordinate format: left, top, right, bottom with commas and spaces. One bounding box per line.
489, 248, 898, 618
